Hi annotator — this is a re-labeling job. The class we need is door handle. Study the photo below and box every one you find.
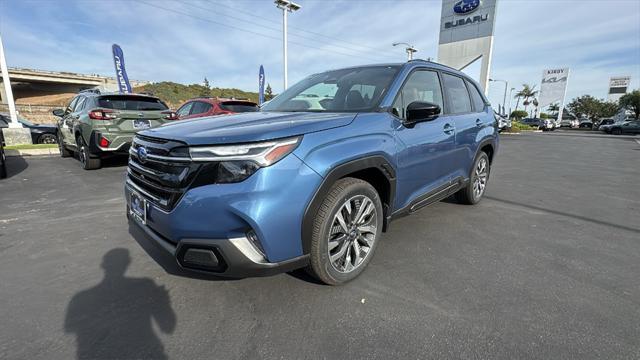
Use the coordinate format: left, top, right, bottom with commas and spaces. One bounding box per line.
476, 119, 483, 127
443, 123, 454, 134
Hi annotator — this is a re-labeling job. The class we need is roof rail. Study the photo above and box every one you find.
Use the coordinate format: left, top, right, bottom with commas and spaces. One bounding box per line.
79, 88, 101, 95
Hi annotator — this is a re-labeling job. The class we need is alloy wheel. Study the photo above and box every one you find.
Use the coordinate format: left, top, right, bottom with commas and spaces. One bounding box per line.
473, 157, 488, 200
327, 195, 377, 273
39, 134, 57, 144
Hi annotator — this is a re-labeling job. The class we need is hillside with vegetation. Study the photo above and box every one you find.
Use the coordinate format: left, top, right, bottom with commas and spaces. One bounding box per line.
133, 82, 264, 108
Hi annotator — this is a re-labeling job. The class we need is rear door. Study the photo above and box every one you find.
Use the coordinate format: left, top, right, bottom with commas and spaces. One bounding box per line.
96, 95, 169, 132
442, 73, 477, 180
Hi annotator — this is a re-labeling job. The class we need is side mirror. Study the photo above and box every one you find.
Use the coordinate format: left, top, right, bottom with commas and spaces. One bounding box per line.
52, 109, 65, 117
406, 101, 441, 124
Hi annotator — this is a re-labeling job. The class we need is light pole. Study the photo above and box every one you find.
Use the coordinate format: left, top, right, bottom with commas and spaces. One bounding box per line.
489, 78, 508, 116
0, 34, 20, 128
275, 0, 301, 90
508, 87, 515, 117
392, 42, 417, 61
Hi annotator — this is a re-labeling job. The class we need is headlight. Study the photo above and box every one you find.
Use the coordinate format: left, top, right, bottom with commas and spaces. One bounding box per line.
189, 136, 301, 166
188, 137, 301, 184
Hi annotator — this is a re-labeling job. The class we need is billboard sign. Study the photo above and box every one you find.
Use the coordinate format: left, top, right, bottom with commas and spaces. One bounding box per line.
111, 44, 132, 94
538, 68, 570, 109
607, 76, 630, 102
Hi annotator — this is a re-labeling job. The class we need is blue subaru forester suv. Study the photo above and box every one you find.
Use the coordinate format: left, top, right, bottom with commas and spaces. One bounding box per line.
126, 60, 498, 285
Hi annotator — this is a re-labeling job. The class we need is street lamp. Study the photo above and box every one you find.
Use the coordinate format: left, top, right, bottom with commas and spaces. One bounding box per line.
489, 78, 508, 116
392, 42, 417, 61
275, 0, 301, 90
508, 87, 515, 117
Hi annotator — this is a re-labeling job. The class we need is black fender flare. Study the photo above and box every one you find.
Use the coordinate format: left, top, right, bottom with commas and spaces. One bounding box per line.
301, 155, 396, 255
475, 137, 496, 163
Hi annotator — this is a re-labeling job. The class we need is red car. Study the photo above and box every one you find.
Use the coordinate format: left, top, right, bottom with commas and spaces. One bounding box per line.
176, 97, 259, 120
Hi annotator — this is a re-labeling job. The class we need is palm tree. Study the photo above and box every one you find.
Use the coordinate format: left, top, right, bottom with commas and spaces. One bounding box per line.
515, 84, 538, 115
548, 102, 560, 115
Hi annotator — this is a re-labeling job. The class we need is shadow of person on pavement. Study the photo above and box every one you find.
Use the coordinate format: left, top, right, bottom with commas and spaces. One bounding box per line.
64, 248, 176, 360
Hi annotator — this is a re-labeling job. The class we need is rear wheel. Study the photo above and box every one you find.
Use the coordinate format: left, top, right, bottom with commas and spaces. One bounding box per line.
307, 177, 383, 285
76, 136, 101, 170
455, 152, 490, 205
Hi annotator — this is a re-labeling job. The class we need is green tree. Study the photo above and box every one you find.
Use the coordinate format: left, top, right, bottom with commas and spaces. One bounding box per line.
203, 77, 210, 89
515, 84, 538, 114
619, 90, 640, 120
510, 110, 528, 120
548, 103, 560, 115
567, 95, 618, 121
265, 83, 274, 101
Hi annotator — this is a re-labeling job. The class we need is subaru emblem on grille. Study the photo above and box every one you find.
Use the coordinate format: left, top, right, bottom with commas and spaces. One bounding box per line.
137, 146, 148, 163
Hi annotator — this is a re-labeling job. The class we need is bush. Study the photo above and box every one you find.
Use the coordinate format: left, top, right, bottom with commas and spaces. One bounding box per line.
510, 110, 528, 120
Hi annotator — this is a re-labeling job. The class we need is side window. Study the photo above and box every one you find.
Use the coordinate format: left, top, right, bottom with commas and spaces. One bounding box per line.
465, 80, 486, 112
177, 102, 193, 117
191, 101, 212, 115
74, 97, 87, 112
65, 96, 79, 115
442, 73, 472, 114
392, 70, 444, 120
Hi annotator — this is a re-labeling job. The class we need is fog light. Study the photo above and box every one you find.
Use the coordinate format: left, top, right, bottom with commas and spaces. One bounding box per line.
246, 230, 265, 256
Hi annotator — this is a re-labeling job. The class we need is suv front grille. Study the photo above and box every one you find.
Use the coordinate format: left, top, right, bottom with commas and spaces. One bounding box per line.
127, 135, 201, 211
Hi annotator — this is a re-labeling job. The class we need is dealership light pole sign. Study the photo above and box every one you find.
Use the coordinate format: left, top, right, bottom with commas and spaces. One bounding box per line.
607, 76, 631, 102
538, 68, 570, 122
438, 0, 499, 93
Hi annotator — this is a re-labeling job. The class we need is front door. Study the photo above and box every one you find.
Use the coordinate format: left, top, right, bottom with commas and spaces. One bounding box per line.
60, 96, 79, 146
392, 69, 457, 210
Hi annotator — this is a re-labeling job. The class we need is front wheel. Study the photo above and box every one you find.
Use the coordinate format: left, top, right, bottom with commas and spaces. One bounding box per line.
38, 133, 57, 144
307, 177, 383, 285
455, 152, 491, 205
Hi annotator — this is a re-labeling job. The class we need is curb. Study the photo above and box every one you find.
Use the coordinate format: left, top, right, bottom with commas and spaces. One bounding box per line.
5, 148, 60, 157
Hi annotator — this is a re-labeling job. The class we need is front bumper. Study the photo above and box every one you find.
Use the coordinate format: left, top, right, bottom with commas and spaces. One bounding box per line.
128, 214, 309, 277
125, 152, 322, 277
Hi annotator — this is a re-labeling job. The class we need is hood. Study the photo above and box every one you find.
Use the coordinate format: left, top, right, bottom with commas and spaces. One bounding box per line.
140, 111, 356, 145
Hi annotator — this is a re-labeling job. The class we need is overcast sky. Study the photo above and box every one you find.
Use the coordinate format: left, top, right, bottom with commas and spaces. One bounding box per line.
1, 0, 639, 109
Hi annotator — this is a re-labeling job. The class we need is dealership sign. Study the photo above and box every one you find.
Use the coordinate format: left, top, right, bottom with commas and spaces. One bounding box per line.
258, 65, 265, 105
439, 0, 497, 44
607, 76, 631, 102
538, 68, 570, 116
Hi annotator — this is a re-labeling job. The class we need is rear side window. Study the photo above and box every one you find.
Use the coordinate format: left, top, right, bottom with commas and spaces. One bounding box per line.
442, 74, 472, 114
465, 80, 486, 112
177, 102, 193, 117
191, 101, 213, 115
97, 96, 168, 111
220, 102, 259, 113
75, 97, 87, 112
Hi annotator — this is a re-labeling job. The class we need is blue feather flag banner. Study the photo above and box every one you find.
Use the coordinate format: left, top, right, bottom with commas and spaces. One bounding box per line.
258, 65, 265, 105
112, 44, 132, 93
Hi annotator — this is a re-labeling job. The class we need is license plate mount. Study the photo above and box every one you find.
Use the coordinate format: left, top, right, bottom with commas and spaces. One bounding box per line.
130, 190, 147, 225
133, 119, 151, 129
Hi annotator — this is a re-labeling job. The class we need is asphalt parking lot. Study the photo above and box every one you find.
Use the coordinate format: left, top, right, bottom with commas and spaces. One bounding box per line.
1, 132, 639, 360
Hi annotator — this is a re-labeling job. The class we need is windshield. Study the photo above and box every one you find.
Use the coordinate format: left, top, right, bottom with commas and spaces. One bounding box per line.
261, 65, 400, 113
97, 95, 168, 111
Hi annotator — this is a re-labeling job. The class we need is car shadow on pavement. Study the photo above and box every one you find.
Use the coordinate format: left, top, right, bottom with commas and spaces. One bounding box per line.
4, 155, 28, 179
128, 222, 235, 281
64, 248, 176, 360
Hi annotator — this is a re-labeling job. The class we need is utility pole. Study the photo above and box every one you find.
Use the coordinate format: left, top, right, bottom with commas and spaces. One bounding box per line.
393, 42, 417, 61
0, 34, 20, 128
275, 0, 301, 90
489, 78, 508, 116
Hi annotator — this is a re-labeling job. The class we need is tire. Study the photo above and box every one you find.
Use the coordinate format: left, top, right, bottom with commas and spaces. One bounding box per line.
0, 147, 7, 179
76, 136, 101, 170
58, 132, 72, 158
455, 152, 491, 205
37, 133, 57, 144
612, 128, 622, 135
307, 177, 383, 285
